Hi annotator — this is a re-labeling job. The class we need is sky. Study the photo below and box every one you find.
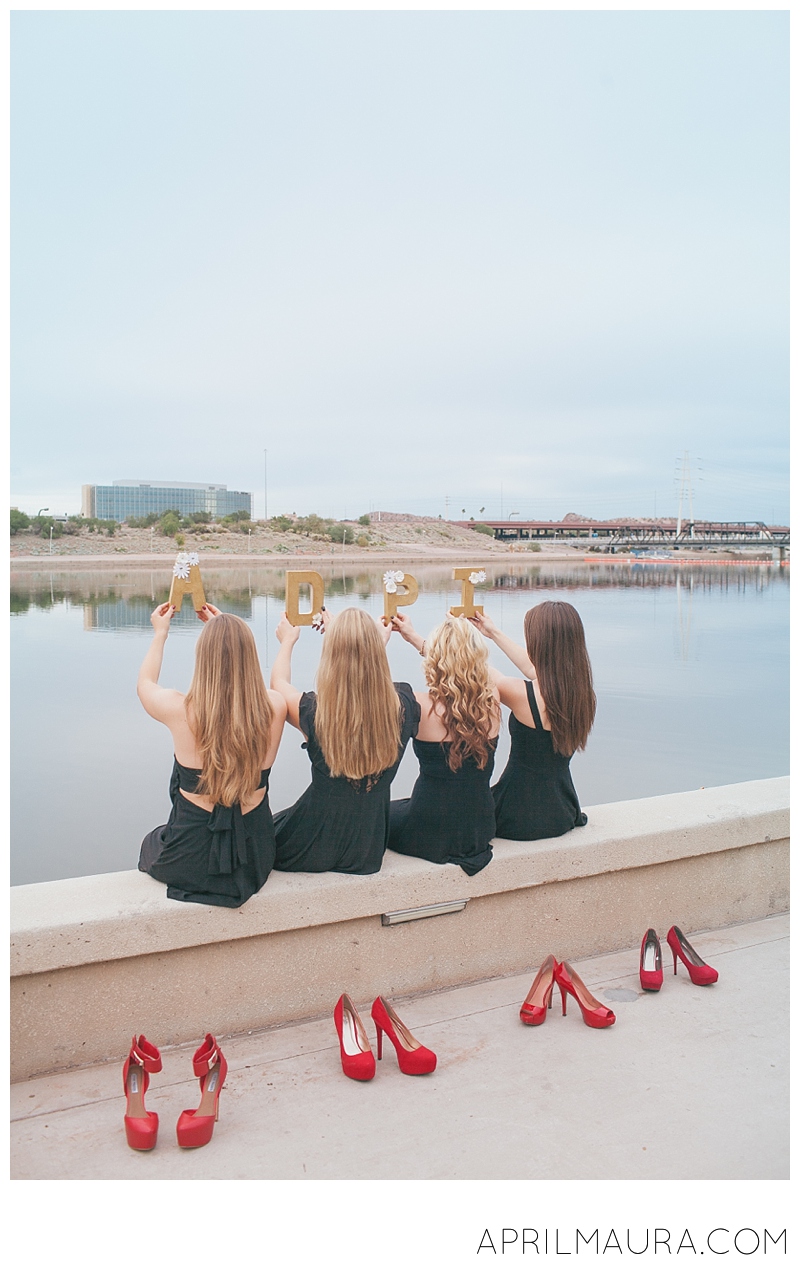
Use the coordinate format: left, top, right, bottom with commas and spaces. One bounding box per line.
11, 9, 789, 523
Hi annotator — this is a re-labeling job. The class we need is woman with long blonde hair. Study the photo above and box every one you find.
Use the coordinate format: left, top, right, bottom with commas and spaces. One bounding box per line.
388, 613, 501, 875
271, 606, 420, 873
471, 601, 595, 840
137, 602, 286, 906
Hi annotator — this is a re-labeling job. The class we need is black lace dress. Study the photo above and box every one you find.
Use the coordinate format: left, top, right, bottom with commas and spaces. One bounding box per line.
388, 737, 497, 875
492, 681, 588, 840
273, 683, 421, 874
139, 758, 276, 907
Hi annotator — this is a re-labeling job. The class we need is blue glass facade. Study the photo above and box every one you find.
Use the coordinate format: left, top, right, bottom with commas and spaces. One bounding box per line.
82, 482, 252, 522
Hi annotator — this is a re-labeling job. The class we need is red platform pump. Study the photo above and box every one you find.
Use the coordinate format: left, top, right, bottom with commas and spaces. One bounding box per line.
554, 961, 616, 1029
667, 926, 719, 985
122, 1035, 163, 1151
639, 929, 664, 992
371, 996, 437, 1075
176, 1034, 228, 1148
519, 954, 557, 1025
334, 994, 376, 1081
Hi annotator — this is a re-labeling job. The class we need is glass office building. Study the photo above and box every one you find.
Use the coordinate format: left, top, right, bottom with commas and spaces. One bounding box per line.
81, 481, 252, 523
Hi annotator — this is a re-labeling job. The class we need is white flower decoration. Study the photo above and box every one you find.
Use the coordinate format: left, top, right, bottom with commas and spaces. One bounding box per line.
172, 553, 191, 579
187, 553, 200, 567
469, 570, 486, 585
383, 569, 405, 594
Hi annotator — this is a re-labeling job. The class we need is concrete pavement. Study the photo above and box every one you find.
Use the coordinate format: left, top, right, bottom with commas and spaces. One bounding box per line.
10, 913, 788, 1180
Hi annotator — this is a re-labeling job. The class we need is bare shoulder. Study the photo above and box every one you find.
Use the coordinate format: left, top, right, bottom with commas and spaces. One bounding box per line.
140, 685, 186, 724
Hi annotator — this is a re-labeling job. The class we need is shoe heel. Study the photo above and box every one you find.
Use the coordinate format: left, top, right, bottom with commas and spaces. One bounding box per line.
672, 951, 678, 975
376, 1025, 383, 1060
559, 984, 568, 1016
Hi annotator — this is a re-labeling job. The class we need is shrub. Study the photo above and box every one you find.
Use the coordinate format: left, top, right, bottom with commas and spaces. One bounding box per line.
185, 511, 211, 525
356, 534, 369, 547
328, 523, 355, 544
472, 522, 495, 537
358, 513, 370, 526
160, 511, 181, 538
270, 514, 294, 533
127, 513, 161, 528
175, 533, 185, 546
10, 509, 30, 534
528, 542, 541, 552
221, 509, 251, 524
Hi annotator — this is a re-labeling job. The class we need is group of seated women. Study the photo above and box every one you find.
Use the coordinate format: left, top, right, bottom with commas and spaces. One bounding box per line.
137, 594, 596, 908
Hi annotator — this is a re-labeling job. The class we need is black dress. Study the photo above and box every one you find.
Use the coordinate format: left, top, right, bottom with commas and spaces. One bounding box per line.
139, 758, 276, 907
273, 683, 420, 874
388, 737, 498, 876
492, 681, 588, 840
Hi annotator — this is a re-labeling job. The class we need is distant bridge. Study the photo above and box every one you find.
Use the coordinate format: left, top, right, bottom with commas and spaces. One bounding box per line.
454, 518, 789, 551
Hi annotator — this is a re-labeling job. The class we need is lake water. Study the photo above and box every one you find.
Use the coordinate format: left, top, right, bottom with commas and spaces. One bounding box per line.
11, 560, 789, 886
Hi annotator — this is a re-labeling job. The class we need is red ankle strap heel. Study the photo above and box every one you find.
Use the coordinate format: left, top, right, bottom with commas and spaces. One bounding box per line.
176, 1034, 227, 1148
122, 1035, 162, 1151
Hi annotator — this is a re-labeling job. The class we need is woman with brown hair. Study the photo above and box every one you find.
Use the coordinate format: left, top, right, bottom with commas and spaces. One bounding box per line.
387, 614, 501, 875
471, 601, 595, 840
270, 607, 420, 873
137, 603, 287, 907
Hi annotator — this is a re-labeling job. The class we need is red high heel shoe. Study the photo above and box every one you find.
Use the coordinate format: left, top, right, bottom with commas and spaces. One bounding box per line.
639, 929, 663, 992
334, 994, 376, 1081
122, 1035, 162, 1151
176, 1035, 227, 1148
667, 926, 718, 985
520, 954, 557, 1025
554, 960, 616, 1029
371, 996, 437, 1075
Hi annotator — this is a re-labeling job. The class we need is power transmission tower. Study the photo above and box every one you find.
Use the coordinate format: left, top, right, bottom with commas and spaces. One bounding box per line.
675, 451, 694, 537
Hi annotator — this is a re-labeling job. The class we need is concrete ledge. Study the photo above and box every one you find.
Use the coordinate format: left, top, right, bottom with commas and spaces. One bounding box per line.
10, 778, 789, 1081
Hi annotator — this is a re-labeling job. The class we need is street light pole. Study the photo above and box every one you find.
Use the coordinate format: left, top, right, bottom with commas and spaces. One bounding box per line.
264, 448, 268, 522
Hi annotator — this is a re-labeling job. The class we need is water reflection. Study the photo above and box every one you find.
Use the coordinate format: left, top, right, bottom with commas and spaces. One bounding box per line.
11, 559, 786, 626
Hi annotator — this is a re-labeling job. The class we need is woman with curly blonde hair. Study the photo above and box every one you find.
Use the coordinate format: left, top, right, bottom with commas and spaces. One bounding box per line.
388, 613, 501, 875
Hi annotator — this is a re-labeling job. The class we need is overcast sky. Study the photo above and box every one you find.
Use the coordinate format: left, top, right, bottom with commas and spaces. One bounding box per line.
11, 9, 788, 522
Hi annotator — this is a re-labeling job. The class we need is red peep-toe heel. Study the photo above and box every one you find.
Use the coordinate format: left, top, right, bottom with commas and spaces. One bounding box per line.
371, 996, 437, 1075
666, 925, 718, 985
520, 954, 557, 1025
334, 994, 376, 1081
176, 1034, 227, 1148
122, 1035, 162, 1151
639, 929, 664, 992
554, 960, 616, 1029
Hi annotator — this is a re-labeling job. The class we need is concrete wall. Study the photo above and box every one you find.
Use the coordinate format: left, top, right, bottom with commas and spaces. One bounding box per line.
11, 777, 788, 1081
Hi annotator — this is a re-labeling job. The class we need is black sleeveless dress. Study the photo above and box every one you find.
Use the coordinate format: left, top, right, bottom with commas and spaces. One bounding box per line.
492, 681, 588, 840
388, 737, 497, 875
273, 683, 420, 874
139, 758, 276, 907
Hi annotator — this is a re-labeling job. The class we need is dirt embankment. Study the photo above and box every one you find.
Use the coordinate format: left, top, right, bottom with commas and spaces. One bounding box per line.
11, 514, 560, 563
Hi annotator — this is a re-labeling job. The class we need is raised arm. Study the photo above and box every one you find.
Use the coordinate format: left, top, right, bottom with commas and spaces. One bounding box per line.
271, 614, 304, 731
390, 612, 425, 654
137, 603, 185, 722
470, 611, 536, 679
